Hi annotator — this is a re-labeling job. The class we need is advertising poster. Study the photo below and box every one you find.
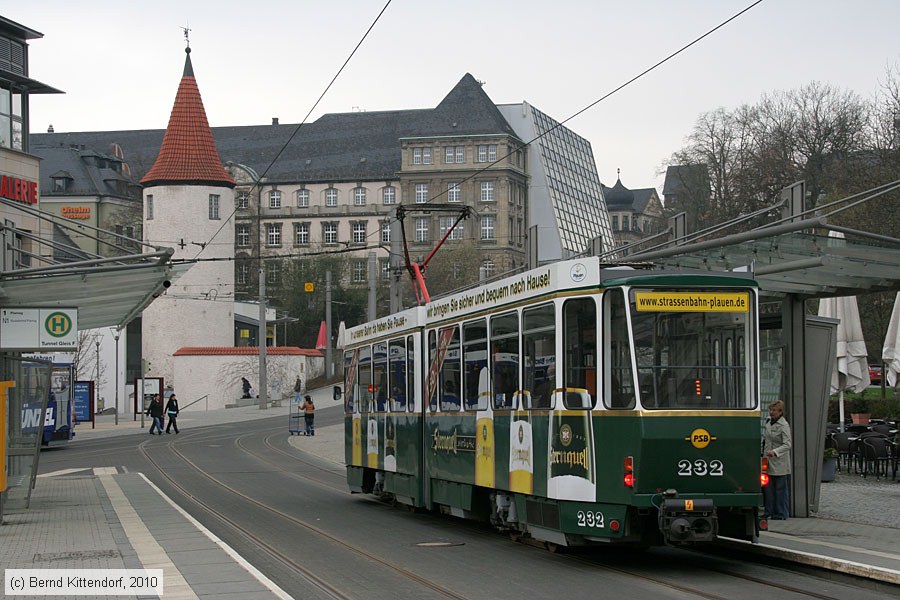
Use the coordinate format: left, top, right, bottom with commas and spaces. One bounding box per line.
73, 381, 93, 423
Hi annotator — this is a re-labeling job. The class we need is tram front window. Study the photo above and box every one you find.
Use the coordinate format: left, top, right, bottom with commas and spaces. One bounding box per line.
629, 288, 755, 410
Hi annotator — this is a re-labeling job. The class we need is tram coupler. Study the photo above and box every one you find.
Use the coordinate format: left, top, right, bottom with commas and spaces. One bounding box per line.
657, 490, 717, 544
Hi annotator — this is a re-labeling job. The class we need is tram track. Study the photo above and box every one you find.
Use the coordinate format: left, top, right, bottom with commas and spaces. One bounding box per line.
136, 429, 471, 600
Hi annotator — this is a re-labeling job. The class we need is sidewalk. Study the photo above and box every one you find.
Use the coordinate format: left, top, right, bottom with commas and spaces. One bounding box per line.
2, 386, 898, 597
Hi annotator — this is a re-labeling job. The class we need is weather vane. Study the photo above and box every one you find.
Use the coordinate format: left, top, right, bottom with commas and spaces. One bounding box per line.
181, 24, 191, 49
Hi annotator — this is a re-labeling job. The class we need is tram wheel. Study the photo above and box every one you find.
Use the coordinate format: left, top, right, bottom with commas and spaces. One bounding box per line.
546, 542, 560, 553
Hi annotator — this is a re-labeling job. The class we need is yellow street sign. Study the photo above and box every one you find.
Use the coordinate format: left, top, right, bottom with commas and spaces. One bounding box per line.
304, 282, 315, 293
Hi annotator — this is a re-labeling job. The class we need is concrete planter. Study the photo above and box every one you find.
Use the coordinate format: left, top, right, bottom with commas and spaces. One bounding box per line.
821, 457, 837, 482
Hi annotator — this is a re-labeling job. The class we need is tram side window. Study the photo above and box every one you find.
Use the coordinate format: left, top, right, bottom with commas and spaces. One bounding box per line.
463, 319, 488, 410
428, 330, 437, 412
491, 312, 519, 410
358, 346, 373, 413
373, 342, 387, 411
439, 326, 461, 411
523, 304, 556, 409
563, 298, 597, 409
604, 290, 636, 409
389, 338, 407, 412
344, 350, 357, 413
407, 334, 415, 412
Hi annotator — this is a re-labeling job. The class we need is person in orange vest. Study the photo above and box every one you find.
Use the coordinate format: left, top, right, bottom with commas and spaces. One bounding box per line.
302, 395, 316, 436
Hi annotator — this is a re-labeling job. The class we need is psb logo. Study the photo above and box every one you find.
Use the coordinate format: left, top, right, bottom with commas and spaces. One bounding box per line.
44, 312, 73, 338
685, 428, 716, 449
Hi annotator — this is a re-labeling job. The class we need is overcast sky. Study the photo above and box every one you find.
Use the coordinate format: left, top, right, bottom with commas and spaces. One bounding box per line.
11, 0, 900, 192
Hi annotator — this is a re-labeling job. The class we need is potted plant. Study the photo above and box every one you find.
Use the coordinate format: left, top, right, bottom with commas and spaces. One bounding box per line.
821, 447, 838, 482
849, 397, 871, 425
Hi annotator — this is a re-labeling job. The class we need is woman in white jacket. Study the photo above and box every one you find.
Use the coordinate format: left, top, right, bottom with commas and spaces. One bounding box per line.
763, 400, 792, 520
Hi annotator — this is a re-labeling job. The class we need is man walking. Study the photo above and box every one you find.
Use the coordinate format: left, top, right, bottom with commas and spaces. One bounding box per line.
293, 376, 303, 404
146, 395, 164, 435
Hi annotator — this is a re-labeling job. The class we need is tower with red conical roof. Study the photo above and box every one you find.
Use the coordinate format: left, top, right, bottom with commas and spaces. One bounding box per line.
141, 46, 236, 386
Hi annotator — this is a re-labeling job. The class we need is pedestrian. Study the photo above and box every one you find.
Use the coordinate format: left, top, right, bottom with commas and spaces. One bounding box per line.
241, 377, 251, 399
303, 395, 316, 436
146, 394, 164, 435
293, 376, 303, 404
165, 393, 180, 434
763, 399, 792, 520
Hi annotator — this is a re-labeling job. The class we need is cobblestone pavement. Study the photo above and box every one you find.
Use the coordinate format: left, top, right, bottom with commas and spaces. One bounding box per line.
817, 469, 900, 529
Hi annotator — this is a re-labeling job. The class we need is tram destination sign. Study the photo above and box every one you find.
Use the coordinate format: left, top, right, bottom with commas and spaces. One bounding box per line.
0, 308, 78, 350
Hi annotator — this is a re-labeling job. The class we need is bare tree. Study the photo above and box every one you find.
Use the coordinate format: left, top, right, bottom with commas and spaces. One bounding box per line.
73, 330, 107, 386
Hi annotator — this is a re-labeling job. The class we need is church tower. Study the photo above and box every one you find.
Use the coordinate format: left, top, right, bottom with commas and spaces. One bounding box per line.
141, 45, 235, 386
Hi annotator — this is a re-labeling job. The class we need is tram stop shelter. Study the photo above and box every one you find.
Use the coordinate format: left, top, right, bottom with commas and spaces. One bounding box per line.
610, 210, 900, 518
0, 199, 190, 519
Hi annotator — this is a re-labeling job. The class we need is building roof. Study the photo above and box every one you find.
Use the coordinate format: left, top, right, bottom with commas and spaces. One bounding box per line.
602, 177, 659, 213
31, 73, 521, 185
173, 346, 323, 357
140, 48, 235, 188
662, 164, 709, 196
30, 145, 141, 200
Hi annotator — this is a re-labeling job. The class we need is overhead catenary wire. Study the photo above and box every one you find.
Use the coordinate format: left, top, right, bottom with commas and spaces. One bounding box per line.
193, 0, 394, 261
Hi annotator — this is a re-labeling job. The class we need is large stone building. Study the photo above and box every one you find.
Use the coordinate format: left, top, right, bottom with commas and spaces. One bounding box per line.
31, 74, 615, 306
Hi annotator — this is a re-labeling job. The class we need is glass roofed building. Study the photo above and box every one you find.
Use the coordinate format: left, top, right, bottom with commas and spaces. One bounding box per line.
498, 102, 615, 262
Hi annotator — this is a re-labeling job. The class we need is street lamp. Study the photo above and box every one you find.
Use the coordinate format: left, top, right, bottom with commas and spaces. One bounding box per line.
226, 161, 268, 410
111, 328, 120, 426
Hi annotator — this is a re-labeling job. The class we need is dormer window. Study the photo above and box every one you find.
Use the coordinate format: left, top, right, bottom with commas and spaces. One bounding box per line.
53, 177, 68, 192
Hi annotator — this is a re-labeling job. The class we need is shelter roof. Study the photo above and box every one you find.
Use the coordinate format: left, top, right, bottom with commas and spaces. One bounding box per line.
631, 221, 900, 298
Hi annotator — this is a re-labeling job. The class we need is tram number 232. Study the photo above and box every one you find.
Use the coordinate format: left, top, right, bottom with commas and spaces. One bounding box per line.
677, 459, 724, 476
576, 510, 605, 528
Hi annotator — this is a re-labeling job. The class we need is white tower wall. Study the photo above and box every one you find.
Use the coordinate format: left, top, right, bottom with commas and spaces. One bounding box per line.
142, 184, 234, 386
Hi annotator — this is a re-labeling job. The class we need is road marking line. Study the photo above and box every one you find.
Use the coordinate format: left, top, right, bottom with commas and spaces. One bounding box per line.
138, 473, 293, 600
37, 468, 92, 478
98, 474, 199, 600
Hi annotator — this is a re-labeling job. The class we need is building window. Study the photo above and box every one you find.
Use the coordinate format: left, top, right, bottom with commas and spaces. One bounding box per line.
381, 221, 391, 243
53, 177, 68, 192
381, 258, 391, 281
413, 147, 422, 165
146, 195, 154, 220
295, 222, 310, 245
622, 215, 629, 231
423, 147, 432, 164
415, 183, 429, 204
267, 223, 282, 246
481, 258, 495, 280
477, 144, 497, 163
354, 187, 366, 206
480, 181, 495, 202
415, 217, 429, 242
509, 217, 514, 244
268, 190, 282, 209
266, 260, 282, 285
447, 182, 460, 203
481, 216, 495, 240
352, 260, 366, 283
209, 194, 220, 220
325, 188, 338, 207
445, 145, 464, 164
611, 215, 618, 230
236, 224, 250, 247
297, 189, 309, 208
0, 87, 24, 151
382, 186, 396, 205
323, 222, 338, 244
352, 222, 367, 243
440, 216, 463, 240
237, 263, 249, 285
236, 191, 250, 209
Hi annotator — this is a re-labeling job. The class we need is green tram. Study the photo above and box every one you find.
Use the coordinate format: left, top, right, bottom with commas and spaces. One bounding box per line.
341, 258, 766, 547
